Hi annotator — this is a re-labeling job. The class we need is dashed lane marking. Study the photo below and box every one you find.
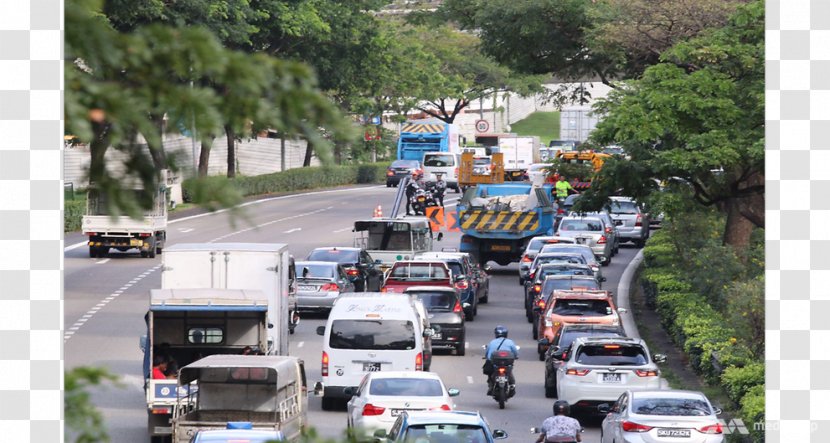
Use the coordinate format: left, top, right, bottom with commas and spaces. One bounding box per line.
64, 264, 163, 342
333, 227, 352, 233
95, 259, 110, 264
283, 228, 302, 234
467, 376, 474, 384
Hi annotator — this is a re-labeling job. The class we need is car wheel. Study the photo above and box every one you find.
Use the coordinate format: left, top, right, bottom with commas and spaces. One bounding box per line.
544, 376, 556, 398
518, 277, 524, 286
532, 322, 538, 340
473, 300, 478, 316
321, 397, 336, 411
480, 290, 489, 304
465, 309, 474, 322
602, 256, 611, 266
147, 237, 157, 258
455, 339, 466, 356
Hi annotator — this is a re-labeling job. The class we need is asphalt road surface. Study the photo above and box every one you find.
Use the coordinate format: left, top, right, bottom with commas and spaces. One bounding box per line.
64, 184, 643, 442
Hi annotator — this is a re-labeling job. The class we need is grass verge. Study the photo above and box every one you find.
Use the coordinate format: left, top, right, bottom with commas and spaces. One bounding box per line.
510, 111, 560, 142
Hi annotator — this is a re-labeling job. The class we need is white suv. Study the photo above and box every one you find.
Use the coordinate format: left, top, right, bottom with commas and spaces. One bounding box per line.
422, 152, 461, 192
556, 337, 666, 413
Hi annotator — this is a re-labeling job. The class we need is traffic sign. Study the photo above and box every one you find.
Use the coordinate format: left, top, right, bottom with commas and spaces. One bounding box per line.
475, 119, 490, 133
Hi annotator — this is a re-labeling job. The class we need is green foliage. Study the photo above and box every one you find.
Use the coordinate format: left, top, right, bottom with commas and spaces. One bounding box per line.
724, 277, 765, 359
65, 367, 120, 443
721, 362, 765, 405
65, 200, 87, 232
510, 111, 561, 143
740, 385, 765, 441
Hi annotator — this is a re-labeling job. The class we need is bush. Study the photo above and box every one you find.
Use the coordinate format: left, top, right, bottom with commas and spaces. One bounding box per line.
725, 277, 765, 359
65, 200, 86, 232
740, 385, 765, 442
721, 362, 765, 405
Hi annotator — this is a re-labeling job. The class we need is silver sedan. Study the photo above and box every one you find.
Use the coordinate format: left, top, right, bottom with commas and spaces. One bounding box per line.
295, 261, 355, 313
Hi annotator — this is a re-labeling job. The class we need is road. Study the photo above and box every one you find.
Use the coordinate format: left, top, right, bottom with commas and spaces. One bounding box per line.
64, 184, 643, 442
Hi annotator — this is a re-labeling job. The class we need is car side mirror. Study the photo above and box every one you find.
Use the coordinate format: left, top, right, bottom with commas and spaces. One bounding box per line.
462, 302, 471, 309
447, 388, 460, 397
423, 328, 434, 338
653, 353, 667, 363
618, 308, 628, 314
713, 407, 723, 415
492, 430, 508, 440
436, 232, 443, 241
597, 403, 611, 414
316, 326, 326, 336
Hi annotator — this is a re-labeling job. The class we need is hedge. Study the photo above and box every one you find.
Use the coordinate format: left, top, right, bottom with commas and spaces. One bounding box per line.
740, 385, 766, 441
183, 163, 390, 202
721, 362, 765, 404
65, 200, 86, 232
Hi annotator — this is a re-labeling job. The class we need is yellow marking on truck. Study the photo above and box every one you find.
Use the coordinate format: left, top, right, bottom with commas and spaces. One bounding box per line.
401, 123, 445, 134
475, 211, 494, 229
528, 219, 540, 231
502, 212, 523, 230
488, 211, 509, 230
460, 210, 482, 229
517, 213, 537, 231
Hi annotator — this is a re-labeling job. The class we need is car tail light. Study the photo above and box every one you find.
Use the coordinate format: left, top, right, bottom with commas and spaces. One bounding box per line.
453, 301, 463, 313
85, 232, 97, 236
497, 366, 507, 375
521, 255, 532, 263
139, 233, 151, 238
604, 345, 620, 349
415, 352, 423, 371
362, 404, 386, 416
536, 299, 546, 309
386, 169, 394, 176
430, 404, 452, 411
321, 283, 339, 292
380, 287, 388, 293
622, 421, 653, 433
635, 369, 658, 377
565, 369, 590, 376
346, 268, 360, 276
635, 214, 642, 226
321, 351, 329, 377
455, 279, 469, 290
598, 235, 607, 244
533, 284, 542, 293
697, 423, 723, 434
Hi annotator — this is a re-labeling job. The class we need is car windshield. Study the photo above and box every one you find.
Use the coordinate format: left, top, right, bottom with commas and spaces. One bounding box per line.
543, 279, 599, 293
610, 201, 639, 215
575, 344, 648, 366
329, 320, 416, 350
411, 292, 455, 311
403, 425, 487, 443
552, 299, 612, 317
297, 263, 335, 279
559, 219, 603, 231
389, 263, 449, 279
632, 397, 712, 416
307, 249, 359, 264
392, 160, 419, 168
423, 155, 455, 167
369, 378, 444, 396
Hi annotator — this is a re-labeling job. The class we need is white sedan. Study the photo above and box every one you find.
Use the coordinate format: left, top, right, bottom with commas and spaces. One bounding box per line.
346, 371, 460, 438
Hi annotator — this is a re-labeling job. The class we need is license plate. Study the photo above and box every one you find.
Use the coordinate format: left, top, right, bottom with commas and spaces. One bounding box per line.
602, 373, 621, 383
490, 245, 511, 251
575, 238, 587, 244
298, 285, 317, 291
391, 408, 422, 416
615, 220, 623, 226
363, 362, 381, 372
511, 171, 523, 176
417, 197, 425, 202
496, 376, 508, 383
657, 429, 691, 438
433, 333, 442, 340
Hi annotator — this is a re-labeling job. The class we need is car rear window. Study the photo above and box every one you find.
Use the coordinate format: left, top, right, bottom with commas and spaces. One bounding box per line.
539, 255, 587, 265
558, 329, 624, 350
410, 291, 456, 311
538, 267, 593, 281
540, 245, 594, 263
370, 378, 444, 396
423, 154, 455, 167
610, 201, 639, 215
403, 425, 487, 442
575, 344, 648, 365
297, 263, 335, 279
389, 263, 449, 279
391, 160, 419, 168
631, 397, 712, 416
529, 238, 574, 252
445, 262, 464, 277
543, 279, 599, 293
552, 299, 612, 317
559, 219, 603, 231
307, 249, 359, 264
329, 320, 416, 350
473, 158, 491, 166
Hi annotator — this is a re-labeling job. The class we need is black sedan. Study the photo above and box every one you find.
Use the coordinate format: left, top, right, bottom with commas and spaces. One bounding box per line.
405, 286, 466, 356
305, 247, 383, 292
386, 160, 422, 187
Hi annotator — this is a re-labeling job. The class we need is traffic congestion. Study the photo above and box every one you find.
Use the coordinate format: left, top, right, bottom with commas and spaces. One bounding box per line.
65, 146, 726, 443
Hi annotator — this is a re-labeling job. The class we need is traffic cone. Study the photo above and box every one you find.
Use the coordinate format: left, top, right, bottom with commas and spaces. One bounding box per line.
373, 205, 383, 218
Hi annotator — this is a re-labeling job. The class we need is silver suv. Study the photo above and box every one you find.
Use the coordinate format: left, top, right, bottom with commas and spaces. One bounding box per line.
555, 216, 614, 266
608, 197, 650, 248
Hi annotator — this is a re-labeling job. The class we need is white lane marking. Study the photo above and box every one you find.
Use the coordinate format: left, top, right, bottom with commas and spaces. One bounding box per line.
283, 228, 302, 234
465, 341, 469, 348
297, 341, 305, 348
95, 258, 110, 264
467, 376, 474, 384
210, 207, 329, 242
65, 264, 163, 342
333, 227, 352, 233
179, 228, 194, 233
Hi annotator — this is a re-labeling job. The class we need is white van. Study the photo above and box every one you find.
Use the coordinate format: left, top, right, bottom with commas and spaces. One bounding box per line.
314, 293, 435, 410
422, 151, 461, 192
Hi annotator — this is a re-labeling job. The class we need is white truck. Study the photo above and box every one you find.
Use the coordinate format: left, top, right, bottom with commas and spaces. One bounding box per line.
352, 218, 436, 273
497, 136, 541, 181
559, 107, 601, 142
83, 170, 170, 258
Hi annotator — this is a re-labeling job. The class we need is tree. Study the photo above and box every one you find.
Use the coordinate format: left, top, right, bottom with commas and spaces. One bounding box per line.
581, 0, 764, 252
65, 367, 120, 443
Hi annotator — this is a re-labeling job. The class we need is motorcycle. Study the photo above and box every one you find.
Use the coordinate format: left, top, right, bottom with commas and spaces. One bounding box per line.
482, 345, 519, 409
410, 187, 438, 215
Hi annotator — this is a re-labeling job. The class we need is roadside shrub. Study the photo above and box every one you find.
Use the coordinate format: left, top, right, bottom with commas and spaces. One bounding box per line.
725, 277, 765, 359
65, 200, 86, 232
740, 385, 765, 441
721, 362, 765, 405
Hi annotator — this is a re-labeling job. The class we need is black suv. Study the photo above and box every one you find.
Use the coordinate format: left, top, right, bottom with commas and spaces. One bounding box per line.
405, 286, 466, 356
543, 324, 626, 398
305, 247, 383, 292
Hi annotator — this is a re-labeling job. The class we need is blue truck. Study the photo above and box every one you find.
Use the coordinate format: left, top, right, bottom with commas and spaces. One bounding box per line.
396, 119, 460, 161
456, 183, 555, 266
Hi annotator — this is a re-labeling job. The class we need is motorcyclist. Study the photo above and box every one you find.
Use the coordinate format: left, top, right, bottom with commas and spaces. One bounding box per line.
405, 171, 422, 216
536, 400, 582, 443
433, 173, 447, 206
483, 325, 519, 395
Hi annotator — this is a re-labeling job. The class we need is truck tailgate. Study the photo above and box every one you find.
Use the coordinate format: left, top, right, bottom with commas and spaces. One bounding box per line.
82, 215, 166, 233
458, 210, 540, 232
382, 279, 452, 293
